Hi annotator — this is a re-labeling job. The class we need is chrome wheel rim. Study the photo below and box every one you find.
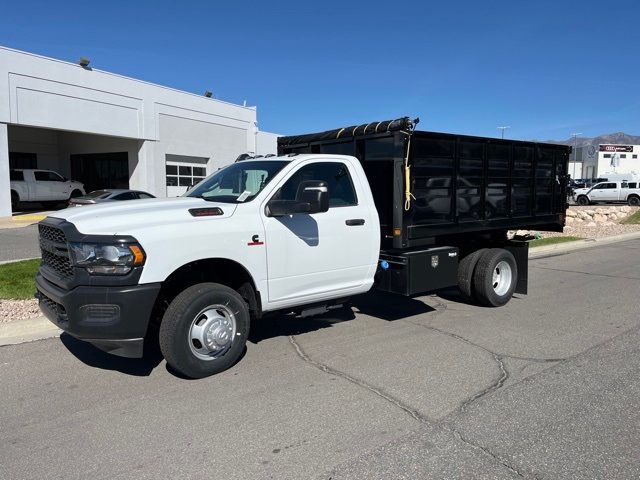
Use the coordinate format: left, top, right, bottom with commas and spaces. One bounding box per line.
188, 305, 237, 361
492, 260, 513, 296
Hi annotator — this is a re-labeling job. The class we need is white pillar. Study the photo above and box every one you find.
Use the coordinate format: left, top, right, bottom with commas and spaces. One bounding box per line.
131, 140, 163, 197
0, 123, 11, 218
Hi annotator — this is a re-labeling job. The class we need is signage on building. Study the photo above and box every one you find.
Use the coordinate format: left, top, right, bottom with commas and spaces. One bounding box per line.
587, 145, 596, 158
599, 145, 633, 152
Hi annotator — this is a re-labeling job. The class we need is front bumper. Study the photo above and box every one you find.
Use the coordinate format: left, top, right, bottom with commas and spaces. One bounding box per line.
35, 273, 161, 358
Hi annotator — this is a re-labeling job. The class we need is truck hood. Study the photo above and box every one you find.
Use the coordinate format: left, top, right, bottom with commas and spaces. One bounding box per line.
573, 187, 590, 195
48, 197, 237, 235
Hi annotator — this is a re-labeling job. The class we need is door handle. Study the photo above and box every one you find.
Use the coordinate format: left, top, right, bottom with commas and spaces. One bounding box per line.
345, 219, 365, 226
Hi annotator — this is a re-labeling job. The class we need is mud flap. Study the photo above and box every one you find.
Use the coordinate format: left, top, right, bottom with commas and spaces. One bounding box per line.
504, 241, 529, 295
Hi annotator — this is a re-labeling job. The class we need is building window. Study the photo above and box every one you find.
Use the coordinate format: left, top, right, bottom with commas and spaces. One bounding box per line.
9, 152, 37, 169
165, 164, 207, 187
633, 155, 638, 159
603, 154, 611, 158
165, 154, 209, 196
620, 154, 627, 158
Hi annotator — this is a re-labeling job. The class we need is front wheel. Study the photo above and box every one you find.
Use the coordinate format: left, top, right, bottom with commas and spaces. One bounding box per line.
472, 249, 518, 307
576, 196, 590, 206
159, 283, 250, 378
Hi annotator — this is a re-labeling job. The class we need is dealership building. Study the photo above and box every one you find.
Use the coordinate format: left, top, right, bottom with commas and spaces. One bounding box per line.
0, 46, 278, 217
570, 144, 640, 180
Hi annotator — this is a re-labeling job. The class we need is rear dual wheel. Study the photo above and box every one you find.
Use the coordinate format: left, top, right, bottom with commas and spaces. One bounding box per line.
458, 248, 518, 307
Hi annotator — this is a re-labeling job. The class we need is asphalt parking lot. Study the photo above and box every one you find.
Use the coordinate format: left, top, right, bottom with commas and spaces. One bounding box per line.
1, 240, 640, 479
0, 224, 39, 262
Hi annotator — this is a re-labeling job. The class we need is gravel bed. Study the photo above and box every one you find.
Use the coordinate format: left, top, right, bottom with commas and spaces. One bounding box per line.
532, 205, 640, 240
0, 299, 41, 323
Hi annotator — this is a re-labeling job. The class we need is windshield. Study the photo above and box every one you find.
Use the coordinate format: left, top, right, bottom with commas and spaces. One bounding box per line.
186, 160, 289, 203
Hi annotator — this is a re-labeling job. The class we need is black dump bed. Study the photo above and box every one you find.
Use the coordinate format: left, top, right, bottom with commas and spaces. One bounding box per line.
278, 117, 570, 249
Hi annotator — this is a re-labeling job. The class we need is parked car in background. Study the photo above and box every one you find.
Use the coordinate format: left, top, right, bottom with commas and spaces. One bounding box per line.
573, 181, 640, 206
68, 189, 155, 207
10, 169, 85, 210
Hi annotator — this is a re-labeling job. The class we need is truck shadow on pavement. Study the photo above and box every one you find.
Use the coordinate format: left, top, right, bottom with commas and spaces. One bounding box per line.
60, 333, 163, 377
249, 291, 435, 343
59, 292, 438, 377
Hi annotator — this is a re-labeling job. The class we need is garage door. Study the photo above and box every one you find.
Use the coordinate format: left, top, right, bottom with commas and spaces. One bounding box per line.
165, 155, 208, 197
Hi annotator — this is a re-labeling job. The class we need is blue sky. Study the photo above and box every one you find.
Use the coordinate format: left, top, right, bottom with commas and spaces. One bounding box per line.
1, 0, 639, 140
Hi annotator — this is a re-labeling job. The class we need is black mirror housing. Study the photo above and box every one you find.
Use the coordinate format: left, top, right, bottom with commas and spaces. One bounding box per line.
267, 200, 311, 217
266, 180, 329, 217
296, 180, 329, 214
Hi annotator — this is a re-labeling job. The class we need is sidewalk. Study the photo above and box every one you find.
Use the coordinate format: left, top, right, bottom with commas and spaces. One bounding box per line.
0, 211, 51, 229
0, 316, 60, 346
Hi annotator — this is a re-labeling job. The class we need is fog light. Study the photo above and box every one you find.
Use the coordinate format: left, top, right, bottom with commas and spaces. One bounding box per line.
80, 305, 120, 324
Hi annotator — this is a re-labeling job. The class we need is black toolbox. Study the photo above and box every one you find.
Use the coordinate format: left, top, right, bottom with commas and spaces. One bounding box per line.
376, 246, 459, 296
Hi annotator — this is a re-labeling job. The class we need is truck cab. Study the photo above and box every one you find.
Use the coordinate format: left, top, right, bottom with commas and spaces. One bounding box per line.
35, 154, 380, 378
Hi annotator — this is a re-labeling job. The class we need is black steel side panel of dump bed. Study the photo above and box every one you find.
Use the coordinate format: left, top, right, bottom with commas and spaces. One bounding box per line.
405, 131, 570, 245
278, 127, 570, 249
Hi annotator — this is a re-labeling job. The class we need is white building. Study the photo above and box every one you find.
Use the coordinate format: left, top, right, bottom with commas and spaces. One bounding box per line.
568, 144, 640, 180
0, 46, 278, 217
596, 144, 640, 179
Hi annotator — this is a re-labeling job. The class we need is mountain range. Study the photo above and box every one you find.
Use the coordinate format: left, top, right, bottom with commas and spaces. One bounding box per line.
546, 132, 640, 147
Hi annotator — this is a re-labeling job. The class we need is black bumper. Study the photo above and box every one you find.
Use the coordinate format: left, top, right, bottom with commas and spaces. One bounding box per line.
35, 273, 161, 358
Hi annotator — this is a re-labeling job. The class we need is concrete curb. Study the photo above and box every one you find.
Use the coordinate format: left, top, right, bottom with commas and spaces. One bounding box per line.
12, 214, 47, 222
0, 257, 39, 265
530, 231, 640, 258
0, 316, 61, 347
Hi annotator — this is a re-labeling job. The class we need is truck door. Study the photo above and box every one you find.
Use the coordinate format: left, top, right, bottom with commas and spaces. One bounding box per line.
262, 160, 375, 304
599, 182, 619, 201
33, 171, 54, 201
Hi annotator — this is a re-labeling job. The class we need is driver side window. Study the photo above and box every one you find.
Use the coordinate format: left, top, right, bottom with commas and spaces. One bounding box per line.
274, 162, 357, 207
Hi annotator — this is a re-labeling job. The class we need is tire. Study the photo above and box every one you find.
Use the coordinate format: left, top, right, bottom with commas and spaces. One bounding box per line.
159, 282, 250, 379
10, 191, 19, 211
472, 249, 518, 307
576, 196, 590, 206
457, 249, 487, 300
70, 190, 82, 199
628, 196, 640, 207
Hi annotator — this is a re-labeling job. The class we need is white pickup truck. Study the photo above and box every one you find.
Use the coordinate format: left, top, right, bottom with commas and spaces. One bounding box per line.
34, 120, 569, 379
10, 169, 85, 210
573, 180, 640, 206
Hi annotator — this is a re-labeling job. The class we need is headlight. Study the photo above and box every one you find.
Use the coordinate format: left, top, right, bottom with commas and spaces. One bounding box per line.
69, 242, 146, 275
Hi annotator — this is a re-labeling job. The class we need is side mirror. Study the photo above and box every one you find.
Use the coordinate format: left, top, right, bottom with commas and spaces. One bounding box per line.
266, 180, 329, 217
296, 180, 329, 214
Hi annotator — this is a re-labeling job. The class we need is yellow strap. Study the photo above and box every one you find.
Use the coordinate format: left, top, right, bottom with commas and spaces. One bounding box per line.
402, 133, 415, 211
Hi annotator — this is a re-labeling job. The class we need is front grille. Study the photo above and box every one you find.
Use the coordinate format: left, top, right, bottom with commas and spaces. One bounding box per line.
39, 224, 74, 279
39, 224, 67, 244
38, 291, 66, 316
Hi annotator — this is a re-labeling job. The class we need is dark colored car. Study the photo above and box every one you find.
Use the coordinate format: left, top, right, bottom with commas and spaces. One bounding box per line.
68, 189, 155, 207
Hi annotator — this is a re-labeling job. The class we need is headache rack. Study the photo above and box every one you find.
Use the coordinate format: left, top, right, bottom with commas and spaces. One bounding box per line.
278, 117, 571, 250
